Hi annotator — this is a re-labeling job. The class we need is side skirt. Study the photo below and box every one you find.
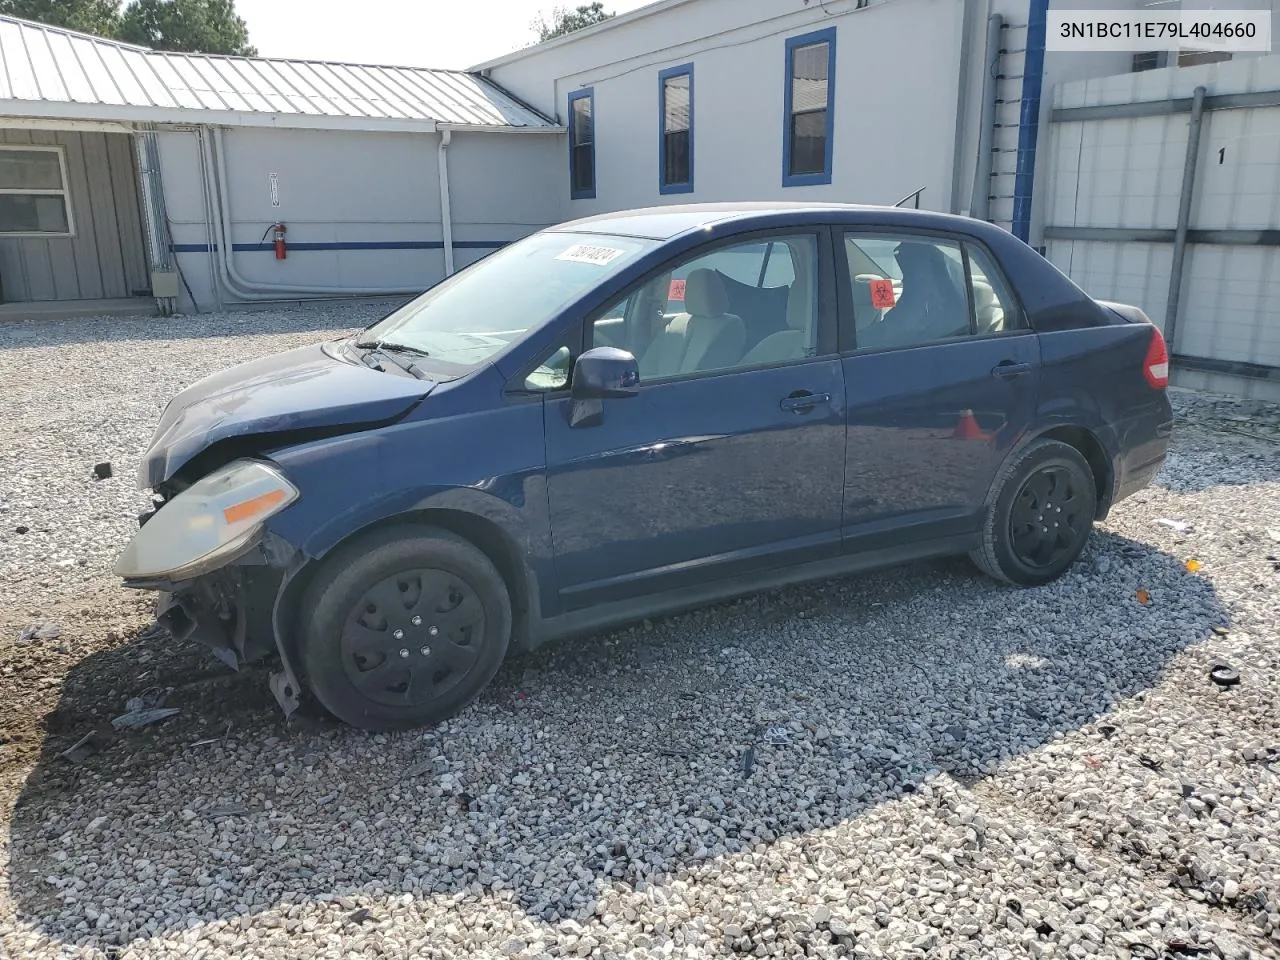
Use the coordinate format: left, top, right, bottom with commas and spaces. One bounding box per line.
531, 533, 980, 647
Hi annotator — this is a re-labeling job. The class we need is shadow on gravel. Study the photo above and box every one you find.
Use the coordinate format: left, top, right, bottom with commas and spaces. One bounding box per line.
0, 302, 401, 350
8, 530, 1228, 951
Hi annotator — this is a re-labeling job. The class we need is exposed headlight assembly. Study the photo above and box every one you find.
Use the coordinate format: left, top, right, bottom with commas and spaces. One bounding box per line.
114, 460, 299, 581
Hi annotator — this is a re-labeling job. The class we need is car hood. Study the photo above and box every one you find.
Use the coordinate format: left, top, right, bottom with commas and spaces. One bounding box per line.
139, 341, 435, 489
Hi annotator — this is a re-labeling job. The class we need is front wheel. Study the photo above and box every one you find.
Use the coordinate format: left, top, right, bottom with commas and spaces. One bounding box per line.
971, 439, 1098, 586
297, 527, 512, 731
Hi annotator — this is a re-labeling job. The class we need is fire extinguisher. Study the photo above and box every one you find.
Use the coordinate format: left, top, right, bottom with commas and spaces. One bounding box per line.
272, 222, 287, 260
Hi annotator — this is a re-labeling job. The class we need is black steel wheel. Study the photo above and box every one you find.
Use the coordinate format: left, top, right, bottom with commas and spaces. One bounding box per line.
971, 438, 1098, 586
298, 527, 511, 731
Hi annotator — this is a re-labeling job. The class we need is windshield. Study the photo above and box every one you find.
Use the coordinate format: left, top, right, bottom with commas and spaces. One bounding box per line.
356, 231, 658, 373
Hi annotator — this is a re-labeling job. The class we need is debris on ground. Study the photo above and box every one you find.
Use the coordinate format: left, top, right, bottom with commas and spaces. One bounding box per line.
1156, 518, 1192, 533
110, 707, 180, 731
16, 622, 61, 644
92, 462, 113, 480
60, 729, 113, 764
1209, 664, 1241, 688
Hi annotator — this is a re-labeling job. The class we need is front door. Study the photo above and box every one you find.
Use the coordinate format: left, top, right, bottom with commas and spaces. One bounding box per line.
838, 230, 1040, 544
541, 230, 847, 610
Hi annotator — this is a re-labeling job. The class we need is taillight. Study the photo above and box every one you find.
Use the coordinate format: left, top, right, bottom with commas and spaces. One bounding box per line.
1143, 327, 1170, 389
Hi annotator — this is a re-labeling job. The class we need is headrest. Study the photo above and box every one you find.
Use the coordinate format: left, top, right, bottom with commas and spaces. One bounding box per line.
684, 268, 729, 316
894, 241, 946, 276
972, 279, 995, 308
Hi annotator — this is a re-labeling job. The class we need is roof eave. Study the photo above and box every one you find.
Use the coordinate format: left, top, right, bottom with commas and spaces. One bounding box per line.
0, 100, 559, 134
469, 0, 702, 72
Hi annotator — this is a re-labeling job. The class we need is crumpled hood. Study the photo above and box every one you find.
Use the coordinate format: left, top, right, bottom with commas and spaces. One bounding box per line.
139, 341, 434, 489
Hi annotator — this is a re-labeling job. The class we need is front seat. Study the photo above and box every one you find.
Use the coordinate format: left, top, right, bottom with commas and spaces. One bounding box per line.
740, 275, 814, 366
641, 269, 746, 377
870, 242, 969, 347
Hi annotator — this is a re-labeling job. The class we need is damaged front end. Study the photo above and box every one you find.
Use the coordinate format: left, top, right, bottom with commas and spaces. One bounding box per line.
117, 459, 310, 718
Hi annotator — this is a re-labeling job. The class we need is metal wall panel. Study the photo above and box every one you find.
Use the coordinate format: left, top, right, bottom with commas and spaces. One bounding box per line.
0, 128, 148, 302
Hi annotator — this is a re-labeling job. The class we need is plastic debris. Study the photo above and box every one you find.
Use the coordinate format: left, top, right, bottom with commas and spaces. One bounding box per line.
15, 626, 37, 644
1211, 626, 1230, 636
14, 525, 28, 534
1138, 755, 1164, 772
347, 908, 373, 926
1156, 519, 1191, 533
740, 746, 756, 779
92, 462, 113, 480
124, 687, 167, 713
1136, 589, 1151, 605
1209, 664, 1240, 688
61, 731, 107, 764
1185, 559, 1202, 573
110, 707, 179, 731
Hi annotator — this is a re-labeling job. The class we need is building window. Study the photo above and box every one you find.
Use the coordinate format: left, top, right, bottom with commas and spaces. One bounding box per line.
568, 88, 596, 200
783, 27, 837, 187
1178, 50, 1232, 67
659, 63, 694, 195
0, 145, 73, 236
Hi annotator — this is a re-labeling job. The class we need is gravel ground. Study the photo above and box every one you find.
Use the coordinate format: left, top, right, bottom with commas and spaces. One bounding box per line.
1, 307, 1279, 960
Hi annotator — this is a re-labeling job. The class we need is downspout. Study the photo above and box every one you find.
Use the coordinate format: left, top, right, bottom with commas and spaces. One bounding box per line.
1011, 0, 1048, 244
950, 0, 982, 214
1164, 85, 1207, 354
438, 129, 455, 277
205, 126, 424, 299
969, 13, 1004, 221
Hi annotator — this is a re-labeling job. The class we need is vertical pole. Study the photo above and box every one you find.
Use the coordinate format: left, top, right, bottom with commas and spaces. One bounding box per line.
1165, 85, 1207, 355
950, 0, 982, 214
1011, 0, 1048, 243
970, 14, 1004, 221
437, 129, 455, 278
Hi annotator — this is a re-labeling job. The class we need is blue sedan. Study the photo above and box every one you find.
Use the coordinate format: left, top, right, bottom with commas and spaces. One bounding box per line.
115, 204, 1174, 731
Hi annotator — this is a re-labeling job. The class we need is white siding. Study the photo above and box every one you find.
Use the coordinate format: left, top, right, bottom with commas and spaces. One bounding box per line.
158, 126, 561, 311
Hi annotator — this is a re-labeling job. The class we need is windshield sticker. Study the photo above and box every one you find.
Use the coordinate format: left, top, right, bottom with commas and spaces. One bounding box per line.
869, 278, 896, 309
555, 243, 628, 266
668, 278, 686, 301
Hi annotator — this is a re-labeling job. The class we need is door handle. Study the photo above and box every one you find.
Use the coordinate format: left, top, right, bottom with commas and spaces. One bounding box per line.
780, 391, 831, 413
991, 361, 1032, 380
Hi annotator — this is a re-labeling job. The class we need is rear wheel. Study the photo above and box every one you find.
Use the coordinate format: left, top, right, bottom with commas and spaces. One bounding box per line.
971, 439, 1098, 586
298, 527, 511, 731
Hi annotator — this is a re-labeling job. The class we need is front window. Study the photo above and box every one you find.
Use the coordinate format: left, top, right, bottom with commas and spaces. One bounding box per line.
356, 231, 656, 376
569, 89, 596, 199
784, 28, 836, 186
659, 64, 694, 194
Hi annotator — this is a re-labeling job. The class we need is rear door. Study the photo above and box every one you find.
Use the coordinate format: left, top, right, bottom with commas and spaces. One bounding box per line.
837, 230, 1041, 546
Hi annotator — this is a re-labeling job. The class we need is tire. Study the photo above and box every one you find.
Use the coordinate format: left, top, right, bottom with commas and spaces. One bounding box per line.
297, 526, 511, 731
970, 438, 1098, 587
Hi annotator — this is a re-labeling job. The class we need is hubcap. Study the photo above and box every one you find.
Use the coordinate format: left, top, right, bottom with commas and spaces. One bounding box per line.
339, 569, 485, 707
1009, 466, 1087, 569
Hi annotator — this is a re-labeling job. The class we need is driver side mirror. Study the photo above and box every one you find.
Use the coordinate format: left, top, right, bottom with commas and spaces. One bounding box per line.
571, 347, 640, 400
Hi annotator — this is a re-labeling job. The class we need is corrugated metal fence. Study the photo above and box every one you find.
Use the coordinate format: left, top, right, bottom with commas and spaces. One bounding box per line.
1042, 54, 1280, 400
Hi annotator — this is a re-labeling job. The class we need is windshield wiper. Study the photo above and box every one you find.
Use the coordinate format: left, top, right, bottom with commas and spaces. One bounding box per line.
352, 339, 430, 358
350, 338, 431, 380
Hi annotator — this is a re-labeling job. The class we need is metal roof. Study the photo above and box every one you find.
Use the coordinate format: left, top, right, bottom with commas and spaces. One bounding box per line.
0, 15, 559, 133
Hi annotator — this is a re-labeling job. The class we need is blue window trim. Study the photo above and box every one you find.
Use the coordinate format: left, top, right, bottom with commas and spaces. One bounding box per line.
568, 87, 596, 200
658, 63, 695, 196
782, 26, 837, 188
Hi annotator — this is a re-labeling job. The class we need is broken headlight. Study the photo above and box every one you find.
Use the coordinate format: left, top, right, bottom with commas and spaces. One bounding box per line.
114, 459, 299, 581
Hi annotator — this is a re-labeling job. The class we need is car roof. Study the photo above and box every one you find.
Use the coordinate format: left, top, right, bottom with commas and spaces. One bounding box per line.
548, 202, 997, 242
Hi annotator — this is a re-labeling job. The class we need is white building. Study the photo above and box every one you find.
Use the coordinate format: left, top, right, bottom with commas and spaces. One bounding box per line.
0, 0, 1275, 396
